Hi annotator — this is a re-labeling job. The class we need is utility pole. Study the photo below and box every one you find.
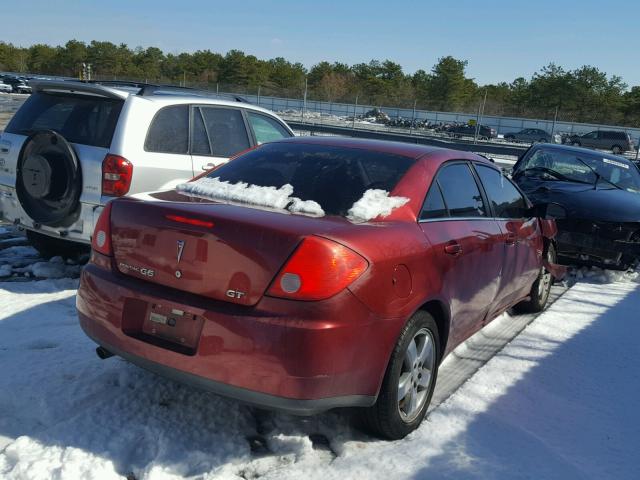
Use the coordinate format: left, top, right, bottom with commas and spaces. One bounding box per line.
474, 89, 488, 143
550, 106, 559, 143
409, 99, 417, 135
352, 95, 359, 130
302, 77, 308, 123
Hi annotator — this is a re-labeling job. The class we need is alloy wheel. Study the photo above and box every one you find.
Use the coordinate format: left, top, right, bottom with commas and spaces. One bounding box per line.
397, 328, 436, 422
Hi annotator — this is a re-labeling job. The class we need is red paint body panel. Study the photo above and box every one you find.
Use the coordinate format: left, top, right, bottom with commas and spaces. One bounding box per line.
78, 257, 401, 400
77, 138, 554, 411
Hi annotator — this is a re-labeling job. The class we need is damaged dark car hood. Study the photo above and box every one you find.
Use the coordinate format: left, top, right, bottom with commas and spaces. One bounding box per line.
517, 178, 640, 223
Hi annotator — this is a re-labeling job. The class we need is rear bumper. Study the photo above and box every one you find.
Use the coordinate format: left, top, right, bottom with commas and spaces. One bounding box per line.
77, 261, 400, 414
85, 332, 374, 415
0, 184, 101, 244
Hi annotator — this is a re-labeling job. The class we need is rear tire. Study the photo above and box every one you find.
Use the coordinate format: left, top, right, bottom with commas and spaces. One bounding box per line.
514, 243, 555, 313
26, 230, 89, 260
362, 311, 440, 440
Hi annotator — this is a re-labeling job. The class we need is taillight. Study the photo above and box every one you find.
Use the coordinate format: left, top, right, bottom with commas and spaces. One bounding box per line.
266, 236, 368, 301
92, 202, 113, 256
102, 154, 133, 196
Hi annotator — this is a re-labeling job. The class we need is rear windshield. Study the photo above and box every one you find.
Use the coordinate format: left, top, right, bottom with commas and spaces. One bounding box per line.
206, 142, 415, 216
6, 92, 123, 148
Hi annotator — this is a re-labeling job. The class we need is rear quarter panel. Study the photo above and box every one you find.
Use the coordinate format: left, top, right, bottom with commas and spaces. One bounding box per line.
0, 133, 25, 188
109, 97, 195, 197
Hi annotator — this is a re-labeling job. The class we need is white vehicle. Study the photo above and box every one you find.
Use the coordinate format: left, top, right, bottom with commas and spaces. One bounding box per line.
0, 80, 294, 256
0, 82, 12, 94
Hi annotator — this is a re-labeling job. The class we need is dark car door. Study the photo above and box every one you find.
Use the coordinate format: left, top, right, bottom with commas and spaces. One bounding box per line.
474, 164, 543, 313
419, 162, 504, 348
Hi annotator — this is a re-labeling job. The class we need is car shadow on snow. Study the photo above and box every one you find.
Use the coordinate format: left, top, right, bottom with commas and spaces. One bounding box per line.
0, 285, 361, 479
407, 281, 640, 480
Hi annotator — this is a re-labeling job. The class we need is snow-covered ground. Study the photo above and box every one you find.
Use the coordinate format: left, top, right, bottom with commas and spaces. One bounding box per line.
0, 226, 85, 281
0, 224, 639, 479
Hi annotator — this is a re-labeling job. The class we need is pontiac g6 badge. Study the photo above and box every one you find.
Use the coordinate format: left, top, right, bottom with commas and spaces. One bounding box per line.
175, 240, 185, 278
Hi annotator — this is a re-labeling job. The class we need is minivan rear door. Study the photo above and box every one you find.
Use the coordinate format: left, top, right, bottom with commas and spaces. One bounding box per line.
2, 89, 124, 206
190, 106, 252, 174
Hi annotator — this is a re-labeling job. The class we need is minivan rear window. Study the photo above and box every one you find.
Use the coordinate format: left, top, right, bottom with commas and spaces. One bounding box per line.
206, 142, 415, 216
6, 92, 123, 148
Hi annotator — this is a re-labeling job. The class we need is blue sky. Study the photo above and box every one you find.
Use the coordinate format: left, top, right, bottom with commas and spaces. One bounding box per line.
4, 0, 639, 86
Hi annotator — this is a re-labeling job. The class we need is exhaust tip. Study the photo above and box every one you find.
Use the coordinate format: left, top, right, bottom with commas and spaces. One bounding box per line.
96, 346, 114, 360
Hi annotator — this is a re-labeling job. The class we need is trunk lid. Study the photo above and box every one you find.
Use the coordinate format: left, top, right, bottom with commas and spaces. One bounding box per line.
110, 194, 352, 305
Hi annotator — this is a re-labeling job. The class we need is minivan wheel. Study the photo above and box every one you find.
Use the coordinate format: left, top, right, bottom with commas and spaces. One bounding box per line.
612, 145, 622, 154
362, 311, 440, 440
514, 243, 556, 314
26, 230, 90, 260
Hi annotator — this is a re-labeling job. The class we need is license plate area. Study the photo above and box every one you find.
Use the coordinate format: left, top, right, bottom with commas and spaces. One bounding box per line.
122, 298, 204, 356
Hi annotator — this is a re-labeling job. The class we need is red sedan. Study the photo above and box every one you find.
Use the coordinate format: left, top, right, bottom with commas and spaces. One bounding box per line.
77, 137, 560, 439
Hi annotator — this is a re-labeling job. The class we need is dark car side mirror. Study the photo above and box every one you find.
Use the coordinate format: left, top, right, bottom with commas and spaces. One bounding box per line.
545, 203, 567, 220
527, 202, 567, 220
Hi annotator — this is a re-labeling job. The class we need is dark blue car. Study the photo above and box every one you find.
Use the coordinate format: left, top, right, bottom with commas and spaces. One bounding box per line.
513, 143, 640, 269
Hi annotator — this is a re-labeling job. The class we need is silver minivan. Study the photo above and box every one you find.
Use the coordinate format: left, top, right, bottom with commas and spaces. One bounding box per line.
0, 80, 294, 257
568, 130, 633, 154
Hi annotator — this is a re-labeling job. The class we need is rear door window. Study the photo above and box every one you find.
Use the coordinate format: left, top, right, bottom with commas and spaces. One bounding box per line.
199, 107, 250, 157
191, 108, 211, 155
247, 112, 290, 144
436, 163, 487, 218
6, 92, 123, 148
145, 105, 189, 154
475, 164, 528, 218
420, 183, 448, 220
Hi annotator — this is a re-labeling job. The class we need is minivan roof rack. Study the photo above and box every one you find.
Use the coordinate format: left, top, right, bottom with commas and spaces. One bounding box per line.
137, 84, 250, 103
87, 80, 250, 103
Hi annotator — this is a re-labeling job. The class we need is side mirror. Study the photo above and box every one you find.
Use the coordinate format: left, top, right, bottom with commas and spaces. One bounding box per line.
545, 203, 567, 220
528, 202, 567, 220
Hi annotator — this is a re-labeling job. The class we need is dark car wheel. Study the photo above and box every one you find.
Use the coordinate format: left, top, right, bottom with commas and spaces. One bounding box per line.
514, 243, 555, 314
363, 311, 440, 440
26, 230, 90, 260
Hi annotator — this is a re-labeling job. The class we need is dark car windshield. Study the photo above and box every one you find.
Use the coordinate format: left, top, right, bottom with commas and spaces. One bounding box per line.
6, 92, 123, 148
518, 148, 640, 193
204, 142, 415, 216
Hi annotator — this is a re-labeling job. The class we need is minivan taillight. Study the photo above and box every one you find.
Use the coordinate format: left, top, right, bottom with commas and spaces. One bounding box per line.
102, 154, 133, 196
92, 202, 113, 256
266, 236, 368, 301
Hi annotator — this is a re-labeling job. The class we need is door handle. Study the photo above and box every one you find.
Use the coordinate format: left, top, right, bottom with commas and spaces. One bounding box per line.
444, 241, 463, 256
505, 232, 517, 245
201, 162, 217, 171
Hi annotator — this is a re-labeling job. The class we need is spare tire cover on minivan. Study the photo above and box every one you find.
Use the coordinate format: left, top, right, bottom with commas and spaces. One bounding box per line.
16, 130, 83, 227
